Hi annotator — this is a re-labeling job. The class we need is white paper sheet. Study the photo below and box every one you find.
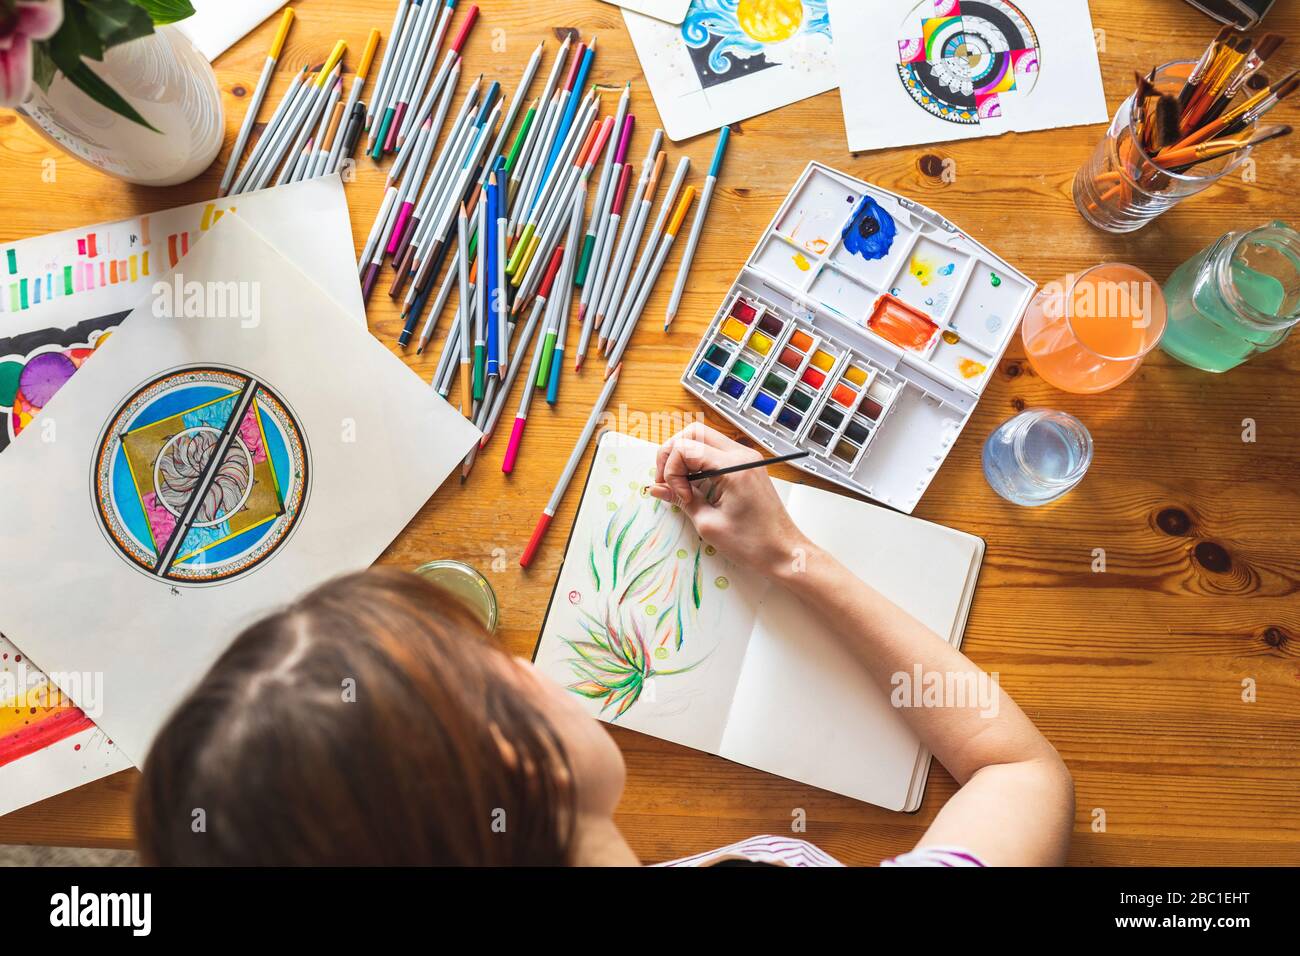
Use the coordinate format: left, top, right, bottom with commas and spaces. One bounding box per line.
177, 0, 287, 62
0, 176, 366, 817
625, 1, 838, 141
829, 0, 1108, 153
599, 0, 692, 24
1, 176, 365, 338
0, 214, 480, 764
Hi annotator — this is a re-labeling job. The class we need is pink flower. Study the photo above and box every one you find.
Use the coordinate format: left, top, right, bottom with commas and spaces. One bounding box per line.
0, 1, 63, 108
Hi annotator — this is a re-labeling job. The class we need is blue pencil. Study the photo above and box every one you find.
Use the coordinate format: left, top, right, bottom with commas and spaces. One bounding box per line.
485, 174, 500, 378
536, 37, 595, 209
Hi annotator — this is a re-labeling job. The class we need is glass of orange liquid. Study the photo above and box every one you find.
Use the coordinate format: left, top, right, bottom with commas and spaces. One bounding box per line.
1021, 263, 1168, 394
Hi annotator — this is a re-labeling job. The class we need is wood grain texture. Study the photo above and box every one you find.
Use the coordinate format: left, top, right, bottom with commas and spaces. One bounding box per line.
1, 0, 1298, 865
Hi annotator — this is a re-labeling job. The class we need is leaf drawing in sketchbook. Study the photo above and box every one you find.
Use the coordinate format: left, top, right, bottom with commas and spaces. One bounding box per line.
559, 485, 731, 720
626, 0, 838, 141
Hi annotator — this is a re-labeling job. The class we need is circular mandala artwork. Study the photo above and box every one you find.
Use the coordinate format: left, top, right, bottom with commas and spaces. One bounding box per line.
896, 0, 1041, 126
92, 366, 309, 585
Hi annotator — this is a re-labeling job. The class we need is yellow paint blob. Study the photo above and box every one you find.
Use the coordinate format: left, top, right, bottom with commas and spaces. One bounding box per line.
844, 366, 868, 386
750, 332, 773, 355
910, 255, 935, 287
792, 252, 811, 272
811, 350, 835, 371
737, 0, 804, 44
957, 358, 987, 380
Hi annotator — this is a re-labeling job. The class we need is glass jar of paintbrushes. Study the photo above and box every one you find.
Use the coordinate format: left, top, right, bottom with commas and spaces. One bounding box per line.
1075, 25, 1293, 234
1161, 220, 1300, 372
1074, 61, 1259, 233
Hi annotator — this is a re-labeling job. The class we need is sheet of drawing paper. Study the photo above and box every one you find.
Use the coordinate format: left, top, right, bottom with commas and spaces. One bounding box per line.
718, 482, 983, 810
177, 0, 287, 61
1, 175, 365, 337
828, 0, 1108, 153
0, 633, 132, 816
532, 434, 760, 753
0, 214, 481, 764
625, 1, 838, 141
0, 175, 363, 815
599, 0, 692, 24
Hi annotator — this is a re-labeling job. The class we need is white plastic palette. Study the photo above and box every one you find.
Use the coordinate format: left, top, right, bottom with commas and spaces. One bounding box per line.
681, 163, 1036, 513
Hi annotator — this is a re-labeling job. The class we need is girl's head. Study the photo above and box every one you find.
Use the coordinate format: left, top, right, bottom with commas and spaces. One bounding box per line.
135, 569, 625, 865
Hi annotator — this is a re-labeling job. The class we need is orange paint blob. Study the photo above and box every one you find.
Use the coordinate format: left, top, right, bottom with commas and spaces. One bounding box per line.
867, 295, 939, 352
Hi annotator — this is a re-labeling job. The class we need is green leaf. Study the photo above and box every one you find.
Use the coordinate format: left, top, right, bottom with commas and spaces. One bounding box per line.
79, 0, 154, 52
132, 0, 197, 25
31, 46, 58, 93
56, 59, 159, 131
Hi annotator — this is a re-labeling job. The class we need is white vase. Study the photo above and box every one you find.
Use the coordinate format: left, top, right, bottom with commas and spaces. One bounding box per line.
16, 25, 224, 187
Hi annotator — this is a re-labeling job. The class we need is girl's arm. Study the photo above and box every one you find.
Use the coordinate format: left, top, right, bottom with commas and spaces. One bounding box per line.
651, 424, 1074, 867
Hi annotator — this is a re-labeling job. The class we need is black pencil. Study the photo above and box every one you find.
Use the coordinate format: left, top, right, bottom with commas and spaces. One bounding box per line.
686, 451, 811, 482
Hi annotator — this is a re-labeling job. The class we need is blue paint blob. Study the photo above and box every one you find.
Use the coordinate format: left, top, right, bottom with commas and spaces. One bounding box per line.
842, 196, 897, 262
778, 408, 803, 431
695, 361, 721, 386
752, 392, 778, 416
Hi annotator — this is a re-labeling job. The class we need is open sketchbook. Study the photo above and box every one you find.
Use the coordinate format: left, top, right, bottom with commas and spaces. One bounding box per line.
533, 433, 984, 811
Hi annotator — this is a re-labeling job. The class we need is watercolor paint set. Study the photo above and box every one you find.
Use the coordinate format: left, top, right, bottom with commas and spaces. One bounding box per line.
682, 163, 1036, 513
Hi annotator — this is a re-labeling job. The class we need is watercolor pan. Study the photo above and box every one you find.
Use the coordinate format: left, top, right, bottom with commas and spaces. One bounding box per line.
681, 162, 1036, 512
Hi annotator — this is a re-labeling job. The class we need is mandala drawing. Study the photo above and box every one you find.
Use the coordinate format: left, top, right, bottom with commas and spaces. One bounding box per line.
92, 365, 309, 585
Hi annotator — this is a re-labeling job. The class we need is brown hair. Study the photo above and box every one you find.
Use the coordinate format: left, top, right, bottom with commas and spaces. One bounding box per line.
134, 569, 574, 866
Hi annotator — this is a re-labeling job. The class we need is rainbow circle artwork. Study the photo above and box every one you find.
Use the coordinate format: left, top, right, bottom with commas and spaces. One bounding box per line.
92, 365, 309, 585
896, 0, 1041, 126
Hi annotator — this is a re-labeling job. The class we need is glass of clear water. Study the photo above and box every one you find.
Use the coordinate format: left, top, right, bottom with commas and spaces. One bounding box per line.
982, 410, 1093, 507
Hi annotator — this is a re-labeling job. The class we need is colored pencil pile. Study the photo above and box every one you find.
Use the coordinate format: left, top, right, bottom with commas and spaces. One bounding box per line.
219, 10, 384, 198
353, 6, 727, 566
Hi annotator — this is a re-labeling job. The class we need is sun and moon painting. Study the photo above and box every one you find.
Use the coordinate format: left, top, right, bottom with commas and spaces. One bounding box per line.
896, 0, 1041, 125
625, 0, 838, 140
683, 0, 833, 88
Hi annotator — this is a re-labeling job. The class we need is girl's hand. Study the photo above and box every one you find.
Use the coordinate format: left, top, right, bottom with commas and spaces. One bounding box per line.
647, 424, 809, 578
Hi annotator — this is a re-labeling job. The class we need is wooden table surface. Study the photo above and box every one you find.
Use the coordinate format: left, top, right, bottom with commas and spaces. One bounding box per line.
1, 0, 1298, 866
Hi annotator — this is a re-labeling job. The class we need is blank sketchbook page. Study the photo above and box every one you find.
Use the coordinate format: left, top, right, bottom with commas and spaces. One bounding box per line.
718, 483, 984, 810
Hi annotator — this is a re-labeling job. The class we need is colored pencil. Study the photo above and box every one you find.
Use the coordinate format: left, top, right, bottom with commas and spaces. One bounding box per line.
326, 28, 381, 175
334, 99, 369, 174
390, 0, 460, 152
495, 175, 510, 376
219, 8, 295, 197
508, 34, 572, 205
575, 114, 633, 328
520, 363, 622, 569
607, 155, 689, 350
235, 67, 315, 194
370, 0, 425, 157
503, 257, 562, 474
229, 63, 308, 195
576, 161, 632, 369
360, 187, 400, 299
387, 8, 477, 179
485, 173, 500, 379
666, 125, 729, 329
597, 149, 665, 350
547, 192, 584, 404
605, 186, 696, 374
577, 82, 630, 286
478, 264, 550, 449
277, 48, 346, 186
537, 37, 595, 202
457, 203, 472, 415
685, 451, 811, 482
594, 128, 663, 333
537, 183, 585, 388
368, 0, 415, 132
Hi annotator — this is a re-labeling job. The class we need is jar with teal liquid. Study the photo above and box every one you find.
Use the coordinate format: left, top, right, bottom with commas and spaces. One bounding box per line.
1161, 221, 1300, 373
